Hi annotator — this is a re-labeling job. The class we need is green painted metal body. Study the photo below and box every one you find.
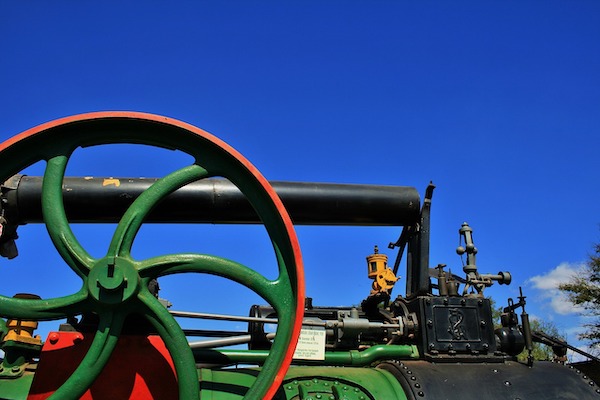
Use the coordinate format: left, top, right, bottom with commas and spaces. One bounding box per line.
0, 373, 34, 400
194, 345, 415, 399
2, 366, 410, 400
201, 366, 408, 399
0, 345, 416, 399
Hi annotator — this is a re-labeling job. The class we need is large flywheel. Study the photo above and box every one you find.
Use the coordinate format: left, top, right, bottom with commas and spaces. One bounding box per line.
0, 112, 305, 399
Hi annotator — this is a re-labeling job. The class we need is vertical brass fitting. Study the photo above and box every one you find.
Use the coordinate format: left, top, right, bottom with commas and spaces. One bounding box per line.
366, 246, 398, 295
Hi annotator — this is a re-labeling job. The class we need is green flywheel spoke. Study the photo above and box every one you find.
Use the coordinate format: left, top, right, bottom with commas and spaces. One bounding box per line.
138, 290, 199, 400
139, 253, 288, 308
108, 164, 210, 258
48, 311, 125, 400
43, 155, 95, 278
0, 290, 89, 321
138, 252, 296, 400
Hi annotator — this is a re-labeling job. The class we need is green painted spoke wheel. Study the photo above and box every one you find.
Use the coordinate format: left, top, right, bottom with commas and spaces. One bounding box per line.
139, 253, 281, 306
0, 112, 305, 400
43, 154, 96, 279
137, 290, 201, 400
0, 290, 90, 321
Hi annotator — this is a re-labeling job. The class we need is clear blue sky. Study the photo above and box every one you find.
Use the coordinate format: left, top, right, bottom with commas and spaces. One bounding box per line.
1, 2, 599, 357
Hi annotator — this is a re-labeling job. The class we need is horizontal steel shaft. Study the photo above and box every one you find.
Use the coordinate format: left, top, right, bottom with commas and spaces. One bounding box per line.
2, 175, 420, 226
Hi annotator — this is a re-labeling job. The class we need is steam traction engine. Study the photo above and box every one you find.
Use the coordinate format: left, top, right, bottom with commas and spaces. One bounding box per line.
0, 112, 597, 399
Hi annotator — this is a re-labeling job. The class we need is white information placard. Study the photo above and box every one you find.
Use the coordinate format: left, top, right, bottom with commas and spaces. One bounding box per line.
292, 326, 326, 360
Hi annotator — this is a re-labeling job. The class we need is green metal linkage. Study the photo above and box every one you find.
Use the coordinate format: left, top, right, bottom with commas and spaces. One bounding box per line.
0, 341, 41, 379
193, 345, 418, 367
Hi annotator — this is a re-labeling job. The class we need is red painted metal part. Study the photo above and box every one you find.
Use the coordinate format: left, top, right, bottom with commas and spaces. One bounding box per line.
28, 332, 178, 400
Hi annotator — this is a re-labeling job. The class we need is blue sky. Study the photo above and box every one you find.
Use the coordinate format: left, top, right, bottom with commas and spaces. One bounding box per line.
1, 2, 599, 359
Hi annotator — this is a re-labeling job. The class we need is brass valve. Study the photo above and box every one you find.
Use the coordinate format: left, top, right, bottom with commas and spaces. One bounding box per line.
366, 246, 398, 295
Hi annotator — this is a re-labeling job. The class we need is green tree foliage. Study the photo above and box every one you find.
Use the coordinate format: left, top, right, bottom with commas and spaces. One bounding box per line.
490, 297, 503, 325
559, 242, 600, 346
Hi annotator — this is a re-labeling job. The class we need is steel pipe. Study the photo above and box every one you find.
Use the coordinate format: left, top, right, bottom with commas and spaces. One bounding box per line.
2, 175, 420, 226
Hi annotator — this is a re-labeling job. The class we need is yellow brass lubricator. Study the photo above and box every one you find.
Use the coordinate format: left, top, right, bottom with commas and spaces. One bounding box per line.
3, 294, 42, 346
366, 246, 398, 295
